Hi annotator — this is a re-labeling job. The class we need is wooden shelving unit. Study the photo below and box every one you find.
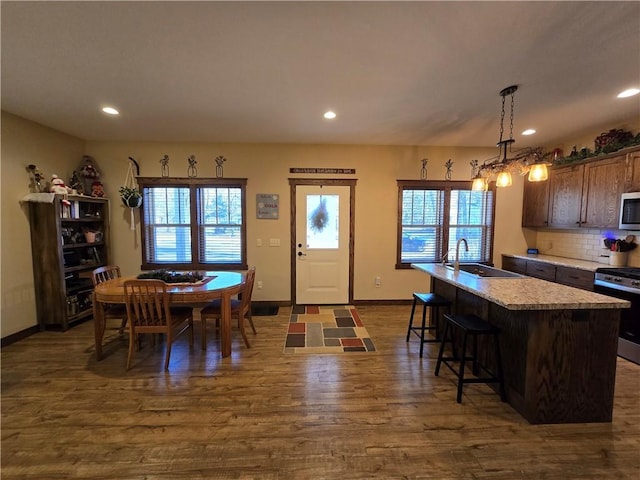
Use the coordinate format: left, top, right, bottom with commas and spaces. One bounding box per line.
27, 194, 110, 331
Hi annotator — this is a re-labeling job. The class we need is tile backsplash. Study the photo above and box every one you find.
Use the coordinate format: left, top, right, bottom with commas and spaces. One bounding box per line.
535, 228, 640, 267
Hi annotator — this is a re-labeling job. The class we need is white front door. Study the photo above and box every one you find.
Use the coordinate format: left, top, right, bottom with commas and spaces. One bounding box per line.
295, 185, 350, 305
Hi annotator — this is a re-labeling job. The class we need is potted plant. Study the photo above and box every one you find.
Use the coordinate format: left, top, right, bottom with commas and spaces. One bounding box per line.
119, 185, 142, 208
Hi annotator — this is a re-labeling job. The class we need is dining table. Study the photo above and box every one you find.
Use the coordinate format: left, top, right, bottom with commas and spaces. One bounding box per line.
92, 271, 244, 360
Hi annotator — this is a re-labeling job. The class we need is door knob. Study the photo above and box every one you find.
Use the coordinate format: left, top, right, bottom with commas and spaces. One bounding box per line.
297, 251, 307, 257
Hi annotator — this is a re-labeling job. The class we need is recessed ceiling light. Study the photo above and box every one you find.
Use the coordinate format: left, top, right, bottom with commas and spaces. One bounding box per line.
522, 129, 536, 136
102, 106, 119, 115
617, 88, 640, 98
323, 111, 336, 119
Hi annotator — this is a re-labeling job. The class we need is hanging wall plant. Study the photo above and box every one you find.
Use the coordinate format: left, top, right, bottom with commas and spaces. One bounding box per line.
119, 186, 142, 208
121, 157, 141, 231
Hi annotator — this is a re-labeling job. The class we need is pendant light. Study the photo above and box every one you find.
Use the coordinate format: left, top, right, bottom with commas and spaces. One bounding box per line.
472, 85, 549, 188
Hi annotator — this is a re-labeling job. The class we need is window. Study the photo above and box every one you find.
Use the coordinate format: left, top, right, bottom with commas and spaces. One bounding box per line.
138, 177, 247, 271
396, 180, 495, 268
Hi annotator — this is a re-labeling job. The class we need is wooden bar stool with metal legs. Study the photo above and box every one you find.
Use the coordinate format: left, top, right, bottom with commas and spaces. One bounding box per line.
406, 292, 452, 357
435, 313, 506, 403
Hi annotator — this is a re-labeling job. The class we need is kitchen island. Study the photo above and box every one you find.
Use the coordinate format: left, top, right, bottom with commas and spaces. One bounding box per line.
412, 263, 630, 424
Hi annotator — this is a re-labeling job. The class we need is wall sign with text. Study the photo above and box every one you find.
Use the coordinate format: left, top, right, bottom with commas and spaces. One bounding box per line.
256, 193, 279, 219
289, 168, 356, 174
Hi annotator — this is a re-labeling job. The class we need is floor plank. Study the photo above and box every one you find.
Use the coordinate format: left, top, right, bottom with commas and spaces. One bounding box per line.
2, 305, 639, 479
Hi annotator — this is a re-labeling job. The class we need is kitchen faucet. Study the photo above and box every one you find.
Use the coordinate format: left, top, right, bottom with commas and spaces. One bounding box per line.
454, 238, 469, 271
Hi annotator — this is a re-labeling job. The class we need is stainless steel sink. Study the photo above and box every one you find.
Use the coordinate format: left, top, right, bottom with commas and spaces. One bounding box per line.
444, 263, 524, 278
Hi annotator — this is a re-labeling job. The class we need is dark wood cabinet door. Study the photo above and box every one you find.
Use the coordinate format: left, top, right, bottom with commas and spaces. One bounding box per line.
522, 178, 550, 227
625, 150, 640, 192
555, 266, 594, 291
581, 156, 626, 228
501, 255, 527, 274
548, 164, 584, 228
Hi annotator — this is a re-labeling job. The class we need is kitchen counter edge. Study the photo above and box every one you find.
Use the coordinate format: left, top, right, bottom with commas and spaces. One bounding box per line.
412, 263, 630, 311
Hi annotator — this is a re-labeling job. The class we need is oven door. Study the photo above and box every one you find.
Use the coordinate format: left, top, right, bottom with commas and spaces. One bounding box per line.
594, 283, 640, 364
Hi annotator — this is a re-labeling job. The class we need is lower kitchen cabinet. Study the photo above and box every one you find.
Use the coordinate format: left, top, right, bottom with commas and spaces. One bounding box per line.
502, 255, 594, 291
555, 265, 595, 291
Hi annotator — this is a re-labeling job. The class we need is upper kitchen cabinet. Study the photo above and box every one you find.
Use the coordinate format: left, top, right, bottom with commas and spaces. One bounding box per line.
547, 164, 584, 228
580, 156, 626, 228
522, 176, 550, 227
525, 147, 640, 230
624, 149, 640, 192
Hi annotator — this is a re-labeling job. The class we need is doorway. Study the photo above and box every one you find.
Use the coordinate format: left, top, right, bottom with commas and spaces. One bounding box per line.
289, 179, 356, 305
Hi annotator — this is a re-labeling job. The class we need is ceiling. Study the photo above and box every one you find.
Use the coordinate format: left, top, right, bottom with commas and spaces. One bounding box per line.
2, 1, 639, 149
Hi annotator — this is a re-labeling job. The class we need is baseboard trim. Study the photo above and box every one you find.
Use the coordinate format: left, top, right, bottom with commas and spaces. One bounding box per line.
353, 299, 413, 306
1, 325, 40, 347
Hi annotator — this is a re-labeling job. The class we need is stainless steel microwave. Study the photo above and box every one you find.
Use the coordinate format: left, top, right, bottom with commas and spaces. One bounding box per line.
620, 192, 640, 230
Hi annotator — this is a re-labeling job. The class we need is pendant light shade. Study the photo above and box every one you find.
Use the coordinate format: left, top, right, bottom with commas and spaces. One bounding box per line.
495, 171, 513, 188
471, 175, 488, 191
528, 163, 549, 182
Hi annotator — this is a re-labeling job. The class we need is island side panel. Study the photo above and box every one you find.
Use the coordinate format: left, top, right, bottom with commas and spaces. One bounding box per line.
524, 308, 619, 424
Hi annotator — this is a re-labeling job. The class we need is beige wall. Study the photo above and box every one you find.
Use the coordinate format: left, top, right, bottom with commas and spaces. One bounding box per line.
1, 112, 86, 336
9, 109, 635, 338
85, 141, 525, 303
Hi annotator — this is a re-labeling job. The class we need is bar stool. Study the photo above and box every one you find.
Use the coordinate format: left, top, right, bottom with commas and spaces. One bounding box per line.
406, 292, 452, 357
435, 313, 506, 403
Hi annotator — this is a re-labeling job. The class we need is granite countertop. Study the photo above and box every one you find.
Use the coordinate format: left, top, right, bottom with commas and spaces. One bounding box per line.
412, 263, 630, 311
502, 253, 604, 272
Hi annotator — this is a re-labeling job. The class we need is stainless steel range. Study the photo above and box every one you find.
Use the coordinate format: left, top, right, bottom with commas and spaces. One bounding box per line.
594, 267, 640, 365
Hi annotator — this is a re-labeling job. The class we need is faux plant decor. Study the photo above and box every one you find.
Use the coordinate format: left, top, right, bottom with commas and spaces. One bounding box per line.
553, 129, 640, 165
137, 270, 204, 283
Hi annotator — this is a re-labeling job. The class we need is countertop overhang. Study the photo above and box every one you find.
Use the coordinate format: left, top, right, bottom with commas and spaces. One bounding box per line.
412, 263, 630, 311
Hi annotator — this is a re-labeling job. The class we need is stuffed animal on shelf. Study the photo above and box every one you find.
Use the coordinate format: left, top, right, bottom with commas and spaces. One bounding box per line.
91, 181, 105, 197
50, 174, 71, 205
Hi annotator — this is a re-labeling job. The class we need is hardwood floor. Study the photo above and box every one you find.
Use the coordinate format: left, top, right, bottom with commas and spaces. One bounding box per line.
2, 305, 639, 479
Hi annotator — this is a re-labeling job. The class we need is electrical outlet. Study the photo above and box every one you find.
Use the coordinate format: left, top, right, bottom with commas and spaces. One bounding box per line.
257, 280, 263, 289
256, 238, 262, 247
375, 276, 381, 287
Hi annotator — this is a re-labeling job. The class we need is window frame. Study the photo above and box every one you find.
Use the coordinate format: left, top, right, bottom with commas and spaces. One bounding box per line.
396, 180, 496, 269
137, 177, 247, 271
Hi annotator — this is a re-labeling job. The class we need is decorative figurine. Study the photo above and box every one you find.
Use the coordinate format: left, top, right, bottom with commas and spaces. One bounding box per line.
69, 170, 82, 195
79, 156, 101, 194
470, 159, 478, 176
160, 155, 170, 177
215, 155, 227, 179
420, 158, 428, 180
187, 155, 197, 177
26, 164, 46, 192
50, 174, 72, 205
91, 181, 105, 197
445, 159, 454, 180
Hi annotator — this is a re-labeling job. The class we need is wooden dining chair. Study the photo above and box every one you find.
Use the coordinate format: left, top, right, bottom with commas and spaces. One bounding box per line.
123, 279, 194, 371
200, 266, 256, 350
91, 265, 127, 334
